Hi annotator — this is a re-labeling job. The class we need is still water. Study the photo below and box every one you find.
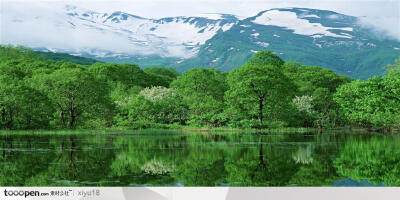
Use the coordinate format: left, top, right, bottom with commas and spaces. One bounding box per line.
0, 130, 397, 186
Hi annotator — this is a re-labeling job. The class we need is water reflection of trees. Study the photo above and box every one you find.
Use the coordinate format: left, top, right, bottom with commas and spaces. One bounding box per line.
0, 135, 55, 185
0, 132, 398, 186
225, 136, 299, 186
334, 136, 400, 186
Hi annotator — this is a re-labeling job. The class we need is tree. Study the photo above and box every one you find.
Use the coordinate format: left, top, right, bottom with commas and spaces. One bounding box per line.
334, 76, 400, 130
247, 50, 284, 67
226, 63, 296, 126
385, 56, 400, 74
144, 67, 179, 79
286, 65, 350, 95
283, 64, 350, 127
89, 63, 147, 87
128, 86, 188, 125
292, 95, 314, 114
0, 65, 53, 129
171, 68, 228, 126
32, 67, 114, 128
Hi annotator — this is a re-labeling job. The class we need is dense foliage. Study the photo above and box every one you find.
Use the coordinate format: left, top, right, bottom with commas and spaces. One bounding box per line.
334, 60, 400, 131
1, 45, 399, 131
34, 51, 99, 65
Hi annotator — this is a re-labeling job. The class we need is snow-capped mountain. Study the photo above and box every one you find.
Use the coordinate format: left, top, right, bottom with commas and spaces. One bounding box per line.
3, 4, 239, 59
175, 8, 400, 78
2, 5, 400, 78
67, 5, 240, 58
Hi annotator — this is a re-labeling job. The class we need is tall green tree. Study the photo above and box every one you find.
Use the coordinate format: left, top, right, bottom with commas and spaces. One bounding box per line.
226, 63, 296, 126
32, 67, 114, 128
171, 68, 228, 126
247, 50, 284, 67
284, 64, 350, 127
0, 65, 53, 129
89, 63, 149, 87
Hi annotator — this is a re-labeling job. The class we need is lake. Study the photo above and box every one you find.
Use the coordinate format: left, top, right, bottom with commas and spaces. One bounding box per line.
0, 130, 397, 186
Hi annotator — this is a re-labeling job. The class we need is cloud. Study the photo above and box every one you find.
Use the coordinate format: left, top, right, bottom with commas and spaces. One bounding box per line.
1, 3, 135, 54
0, 2, 198, 57
1, 0, 399, 54
358, 16, 400, 41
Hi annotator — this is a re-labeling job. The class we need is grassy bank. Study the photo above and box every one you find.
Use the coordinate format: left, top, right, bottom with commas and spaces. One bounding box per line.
0, 126, 385, 136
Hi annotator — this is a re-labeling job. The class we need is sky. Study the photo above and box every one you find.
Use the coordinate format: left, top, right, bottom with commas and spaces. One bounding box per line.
1, 0, 399, 40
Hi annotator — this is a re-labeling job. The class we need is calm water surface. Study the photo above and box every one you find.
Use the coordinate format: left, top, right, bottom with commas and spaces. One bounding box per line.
0, 130, 397, 186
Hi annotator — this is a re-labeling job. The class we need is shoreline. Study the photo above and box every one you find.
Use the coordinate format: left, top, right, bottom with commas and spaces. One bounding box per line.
0, 126, 390, 136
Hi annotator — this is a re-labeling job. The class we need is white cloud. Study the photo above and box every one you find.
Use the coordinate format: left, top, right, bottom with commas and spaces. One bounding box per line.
0, 3, 146, 55
0, 1, 234, 58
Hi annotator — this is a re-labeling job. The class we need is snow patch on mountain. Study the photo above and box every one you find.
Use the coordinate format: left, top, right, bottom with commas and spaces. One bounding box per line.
301, 14, 320, 18
2, 4, 239, 59
221, 23, 235, 32
327, 14, 340, 19
252, 10, 353, 39
212, 58, 220, 62
255, 41, 270, 48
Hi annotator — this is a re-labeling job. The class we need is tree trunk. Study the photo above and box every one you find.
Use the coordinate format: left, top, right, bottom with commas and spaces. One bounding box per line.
26, 115, 32, 128
1, 107, 5, 123
317, 118, 322, 133
60, 110, 66, 127
258, 95, 264, 124
58, 103, 66, 127
6, 107, 13, 129
69, 108, 76, 128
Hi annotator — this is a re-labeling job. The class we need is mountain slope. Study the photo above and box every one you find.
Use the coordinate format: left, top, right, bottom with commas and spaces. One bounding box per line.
173, 8, 400, 79
34, 50, 100, 65
3, 4, 239, 60
3, 5, 400, 78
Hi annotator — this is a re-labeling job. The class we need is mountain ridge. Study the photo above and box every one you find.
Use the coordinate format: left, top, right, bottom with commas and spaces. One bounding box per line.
173, 7, 400, 78
3, 5, 400, 78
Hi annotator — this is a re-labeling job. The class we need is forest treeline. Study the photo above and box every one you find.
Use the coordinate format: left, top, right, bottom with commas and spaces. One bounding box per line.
1, 45, 399, 131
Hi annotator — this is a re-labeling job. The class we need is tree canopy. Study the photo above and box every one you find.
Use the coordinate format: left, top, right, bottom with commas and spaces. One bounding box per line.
1, 46, 399, 131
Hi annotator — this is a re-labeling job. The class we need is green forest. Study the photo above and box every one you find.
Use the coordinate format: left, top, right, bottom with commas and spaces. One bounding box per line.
1, 45, 400, 132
